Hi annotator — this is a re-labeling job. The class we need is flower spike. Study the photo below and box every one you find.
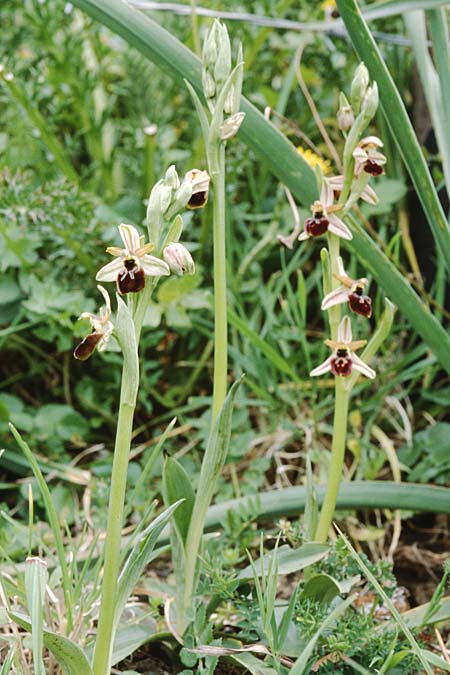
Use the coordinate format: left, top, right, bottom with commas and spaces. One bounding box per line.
74, 286, 114, 361
96, 223, 170, 295
321, 257, 372, 318
299, 179, 352, 242
310, 316, 376, 379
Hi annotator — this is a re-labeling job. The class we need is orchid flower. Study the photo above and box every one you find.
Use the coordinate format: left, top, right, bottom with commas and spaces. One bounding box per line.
74, 286, 113, 361
322, 257, 372, 318
352, 136, 386, 176
96, 224, 170, 295
310, 316, 375, 379
185, 169, 210, 209
299, 180, 352, 241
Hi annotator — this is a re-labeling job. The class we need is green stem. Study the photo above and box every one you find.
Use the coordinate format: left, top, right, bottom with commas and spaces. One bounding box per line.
92, 375, 136, 675
210, 141, 228, 421
314, 377, 350, 543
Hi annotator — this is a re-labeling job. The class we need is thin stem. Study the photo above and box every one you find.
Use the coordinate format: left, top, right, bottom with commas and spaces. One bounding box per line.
314, 377, 350, 543
210, 141, 228, 420
92, 375, 136, 675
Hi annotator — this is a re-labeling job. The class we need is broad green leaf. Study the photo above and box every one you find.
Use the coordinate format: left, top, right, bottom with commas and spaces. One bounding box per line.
162, 458, 195, 546
300, 573, 341, 605
112, 611, 157, 666
238, 543, 329, 581
115, 501, 182, 628
394, 596, 450, 629
0, 276, 21, 304
9, 612, 92, 675
70, 0, 450, 376
336, 0, 450, 275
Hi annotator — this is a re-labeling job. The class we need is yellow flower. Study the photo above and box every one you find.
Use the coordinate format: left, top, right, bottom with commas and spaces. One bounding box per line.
321, 0, 339, 18
297, 146, 332, 175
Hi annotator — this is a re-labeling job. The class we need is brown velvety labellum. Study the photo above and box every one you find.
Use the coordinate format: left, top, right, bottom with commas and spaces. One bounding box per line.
305, 216, 329, 237
187, 191, 208, 209
349, 292, 372, 318
331, 351, 352, 377
74, 332, 102, 361
117, 267, 146, 294
364, 160, 384, 176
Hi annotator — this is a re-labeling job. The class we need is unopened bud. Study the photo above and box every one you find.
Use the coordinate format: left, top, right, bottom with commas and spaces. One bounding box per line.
163, 243, 195, 275
165, 181, 193, 220
202, 21, 219, 67
351, 63, 370, 114
184, 169, 210, 209
214, 22, 231, 87
164, 164, 180, 190
337, 93, 354, 132
202, 70, 216, 99
361, 82, 379, 123
220, 112, 246, 140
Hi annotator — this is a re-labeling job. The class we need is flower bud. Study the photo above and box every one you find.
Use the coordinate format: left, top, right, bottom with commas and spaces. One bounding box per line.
337, 93, 354, 132
164, 164, 180, 190
214, 22, 231, 88
184, 169, 210, 209
361, 82, 379, 123
202, 21, 219, 68
163, 243, 195, 275
220, 112, 246, 140
350, 63, 370, 114
202, 70, 216, 99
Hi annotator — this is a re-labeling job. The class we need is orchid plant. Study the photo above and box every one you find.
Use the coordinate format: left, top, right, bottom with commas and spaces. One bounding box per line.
280, 62, 394, 544
73, 167, 206, 675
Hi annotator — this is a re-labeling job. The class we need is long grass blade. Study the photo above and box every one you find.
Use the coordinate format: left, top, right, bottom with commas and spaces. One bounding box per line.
24, 558, 48, 675
336, 0, 450, 273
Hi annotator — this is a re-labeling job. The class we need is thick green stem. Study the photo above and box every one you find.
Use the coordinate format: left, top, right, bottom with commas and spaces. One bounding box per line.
92, 374, 137, 675
314, 377, 350, 543
210, 141, 228, 421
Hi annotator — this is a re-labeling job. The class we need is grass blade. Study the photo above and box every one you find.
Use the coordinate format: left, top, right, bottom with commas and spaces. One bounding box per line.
9, 424, 73, 634
362, 0, 450, 20
335, 526, 433, 675
336, 0, 450, 273
24, 558, 48, 675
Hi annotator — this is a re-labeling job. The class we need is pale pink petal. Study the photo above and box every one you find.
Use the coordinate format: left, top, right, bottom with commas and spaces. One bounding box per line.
97, 285, 111, 315
328, 175, 344, 191
338, 316, 352, 344
361, 184, 378, 205
140, 255, 170, 277
321, 287, 351, 310
361, 135, 383, 148
350, 352, 376, 379
310, 355, 333, 377
96, 258, 123, 282
328, 215, 353, 240
320, 180, 334, 208
352, 147, 367, 163
119, 224, 141, 253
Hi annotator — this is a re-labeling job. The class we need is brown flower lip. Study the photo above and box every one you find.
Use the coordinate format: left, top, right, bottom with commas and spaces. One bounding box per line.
305, 215, 330, 237
117, 264, 146, 294
74, 332, 103, 361
331, 349, 353, 377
